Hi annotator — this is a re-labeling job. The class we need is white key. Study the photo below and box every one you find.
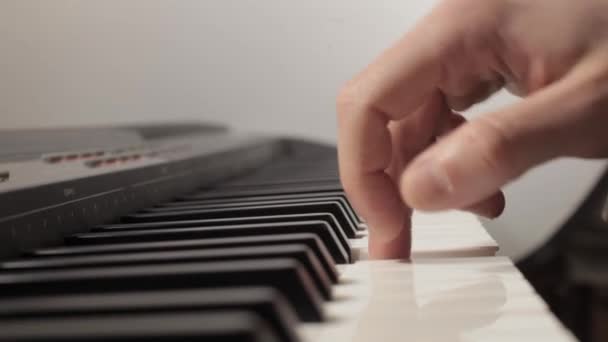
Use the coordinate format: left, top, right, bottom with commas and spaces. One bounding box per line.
300, 211, 576, 342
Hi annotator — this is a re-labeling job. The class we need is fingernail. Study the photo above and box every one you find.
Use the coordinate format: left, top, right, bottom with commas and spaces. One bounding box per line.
402, 156, 453, 209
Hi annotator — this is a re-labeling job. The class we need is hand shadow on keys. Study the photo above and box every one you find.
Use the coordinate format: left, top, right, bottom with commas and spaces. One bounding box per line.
353, 260, 507, 341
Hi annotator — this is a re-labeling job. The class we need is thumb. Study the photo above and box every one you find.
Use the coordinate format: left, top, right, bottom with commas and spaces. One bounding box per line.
399, 69, 594, 211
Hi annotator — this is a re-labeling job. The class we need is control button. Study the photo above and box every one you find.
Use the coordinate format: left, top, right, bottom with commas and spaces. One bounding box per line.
65, 154, 78, 161
0, 171, 9, 183
86, 160, 103, 168
45, 156, 63, 163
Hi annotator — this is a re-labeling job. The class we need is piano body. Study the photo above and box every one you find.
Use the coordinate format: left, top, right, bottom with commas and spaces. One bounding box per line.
0, 123, 586, 341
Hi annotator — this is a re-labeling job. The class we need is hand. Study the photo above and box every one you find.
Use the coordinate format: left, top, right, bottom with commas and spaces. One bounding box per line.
337, 0, 608, 259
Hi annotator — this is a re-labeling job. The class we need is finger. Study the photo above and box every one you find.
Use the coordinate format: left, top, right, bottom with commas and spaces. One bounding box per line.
465, 191, 506, 218
436, 111, 506, 218
371, 93, 446, 259
389, 92, 448, 169
399, 68, 592, 211
369, 221, 412, 260
337, 94, 444, 261
337, 11, 449, 245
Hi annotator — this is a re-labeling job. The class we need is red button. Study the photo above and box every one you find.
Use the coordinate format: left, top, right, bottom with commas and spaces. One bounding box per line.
86, 160, 103, 168
45, 156, 63, 163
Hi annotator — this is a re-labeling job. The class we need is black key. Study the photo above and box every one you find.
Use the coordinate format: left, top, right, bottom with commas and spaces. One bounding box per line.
124, 202, 358, 238
217, 160, 338, 186
97, 214, 334, 232
2, 245, 333, 300
0, 311, 281, 342
221, 158, 337, 177
168, 191, 362, 224
148, 197, 360, 231
217, 179, 339, 190
0, 259, 324, 321
184, 183, 343, 200
223, 177, 340, 187
28, 233, 339, 283
103, 213, 350, 256
0, 287, 299, 342
68, 221, 350, 264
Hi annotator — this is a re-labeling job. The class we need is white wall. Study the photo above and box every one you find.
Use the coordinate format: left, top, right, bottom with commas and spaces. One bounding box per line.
1, 0, 605, 260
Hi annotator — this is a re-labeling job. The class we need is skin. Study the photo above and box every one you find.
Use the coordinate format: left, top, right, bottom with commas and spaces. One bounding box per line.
337, 0, 608, 259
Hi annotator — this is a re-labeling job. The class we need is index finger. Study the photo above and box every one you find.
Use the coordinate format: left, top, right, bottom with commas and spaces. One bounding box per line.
336, 16, 446, 255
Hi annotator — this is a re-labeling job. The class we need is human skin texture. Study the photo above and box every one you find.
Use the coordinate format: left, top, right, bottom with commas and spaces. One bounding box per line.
337, 0, 608, 259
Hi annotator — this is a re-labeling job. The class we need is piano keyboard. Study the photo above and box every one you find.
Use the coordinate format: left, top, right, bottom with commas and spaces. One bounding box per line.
0, 124, 576, 341
301, 212, 576, 342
